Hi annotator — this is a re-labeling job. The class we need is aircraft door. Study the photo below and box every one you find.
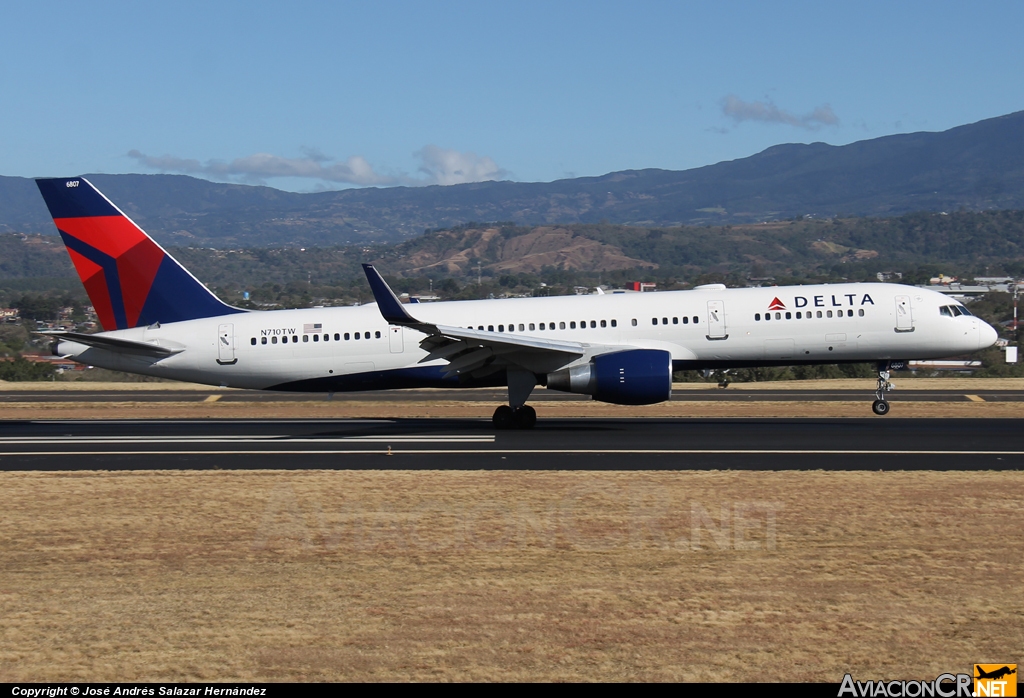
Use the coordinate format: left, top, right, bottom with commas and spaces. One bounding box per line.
894, 295, 914, 332
217, 323, 237, 364
706, 300, 728, 340
389, 325, 404, 353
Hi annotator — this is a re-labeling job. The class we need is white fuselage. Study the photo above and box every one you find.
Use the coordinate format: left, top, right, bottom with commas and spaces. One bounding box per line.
56, 283, 997, 391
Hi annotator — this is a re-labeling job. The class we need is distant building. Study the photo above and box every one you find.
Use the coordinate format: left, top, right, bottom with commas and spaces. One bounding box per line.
624, 282, 657, 292
876, 271, 903, 282
0, 309, 18, 323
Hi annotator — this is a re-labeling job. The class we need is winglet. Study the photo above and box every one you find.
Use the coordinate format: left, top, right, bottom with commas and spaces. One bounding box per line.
361, 264, 423, 326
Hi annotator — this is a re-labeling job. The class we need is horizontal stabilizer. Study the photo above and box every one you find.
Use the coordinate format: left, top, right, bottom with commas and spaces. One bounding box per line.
39, 330, 183, 357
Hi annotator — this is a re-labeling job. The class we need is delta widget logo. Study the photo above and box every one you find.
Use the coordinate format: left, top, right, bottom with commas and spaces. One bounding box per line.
768, 297, 786, 311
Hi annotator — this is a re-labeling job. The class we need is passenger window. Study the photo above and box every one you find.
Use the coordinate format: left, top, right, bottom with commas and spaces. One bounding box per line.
303, 335, 310, 342
662, 318, 668, 325
488, 325, 494, 332
692, 316, 698, 324
324, 334, 329, 341
611, 319, 617, 327
590, 320, 597, 328
539, 323, 545, 330
631, 319, 637, 326
652, 318, 658, 325
292, 336, 298, 343
683, 317, 689, 324
518, 324, 525, 331
755, 313, 761, 321
570, 321, 577, 329
560, 322, 566, 329
478, 326, 484, 330
672, 317, 678, 324
261, 337, 267, 345
314, 335, 320, 342
827, 310, 833, 318
858, 309, 864, 317
375, 331, 381, 338
816, 311, 822, 318
529, 323, 535, 331
765, 313, 771, 321
775, 312, 781, 320
334, 333, 340, 341
847, 310, 853, 317
600, 320, 606, 328
250, 337, 256, 345
498, 325, 504, 332
271, 336, 278, 344
344, 333, 350, 340
785, 312, 791, 319
796, 312, 801, 319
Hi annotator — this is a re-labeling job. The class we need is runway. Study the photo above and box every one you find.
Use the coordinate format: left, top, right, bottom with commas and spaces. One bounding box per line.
3, 387, 1024, 403
2, 417, 1022, 470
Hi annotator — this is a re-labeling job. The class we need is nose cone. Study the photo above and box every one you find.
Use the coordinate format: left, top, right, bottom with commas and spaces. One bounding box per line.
979, 321, 999, 350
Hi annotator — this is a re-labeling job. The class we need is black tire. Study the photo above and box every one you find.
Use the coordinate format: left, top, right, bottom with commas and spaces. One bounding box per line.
492, 405, 515, 429
872, 399, 890, 416
514, 405, 537, 429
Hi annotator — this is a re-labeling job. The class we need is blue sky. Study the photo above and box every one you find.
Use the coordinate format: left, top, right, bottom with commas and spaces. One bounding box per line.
3, 1, 1023, 191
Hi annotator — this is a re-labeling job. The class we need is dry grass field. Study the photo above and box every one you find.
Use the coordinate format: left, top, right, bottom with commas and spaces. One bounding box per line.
1, 380, 1022, 682
1, 470, 1022, 682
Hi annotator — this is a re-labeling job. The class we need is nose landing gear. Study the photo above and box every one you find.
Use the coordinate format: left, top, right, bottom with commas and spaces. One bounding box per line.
872, 362, 898, 415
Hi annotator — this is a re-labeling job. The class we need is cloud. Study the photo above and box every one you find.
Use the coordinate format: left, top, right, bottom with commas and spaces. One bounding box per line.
414, 145, 508, 186
127, 149, 402, 186
127, 146, 509, 188
721, 95, 839, 130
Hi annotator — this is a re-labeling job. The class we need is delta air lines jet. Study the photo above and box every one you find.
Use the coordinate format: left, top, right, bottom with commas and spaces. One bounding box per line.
35, 177, 998, 428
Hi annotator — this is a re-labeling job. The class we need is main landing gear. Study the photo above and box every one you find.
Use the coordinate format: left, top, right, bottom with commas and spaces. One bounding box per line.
492, 404, 537, 430
493, 367, 538, 430
872, 361, 897, 415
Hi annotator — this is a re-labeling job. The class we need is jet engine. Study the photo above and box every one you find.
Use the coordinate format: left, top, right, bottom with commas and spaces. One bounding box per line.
546, 349, 672, 405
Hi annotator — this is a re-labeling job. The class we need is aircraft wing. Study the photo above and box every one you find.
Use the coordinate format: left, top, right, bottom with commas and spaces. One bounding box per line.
38, 330, 184, 358
362, 264, 620, 377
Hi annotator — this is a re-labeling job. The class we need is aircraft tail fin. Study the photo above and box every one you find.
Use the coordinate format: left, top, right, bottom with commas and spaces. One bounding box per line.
35, 177, 243, 331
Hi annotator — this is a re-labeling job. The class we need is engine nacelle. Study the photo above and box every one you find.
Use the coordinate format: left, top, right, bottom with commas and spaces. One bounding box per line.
546, 349, 672, 405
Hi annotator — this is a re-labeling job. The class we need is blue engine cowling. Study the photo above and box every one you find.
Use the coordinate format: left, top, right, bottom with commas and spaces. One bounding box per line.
546, 349, 672, 405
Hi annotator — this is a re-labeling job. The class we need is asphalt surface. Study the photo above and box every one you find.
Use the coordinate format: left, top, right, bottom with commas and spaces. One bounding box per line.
3, 387, 1024, 403
1, 417, 1022, 471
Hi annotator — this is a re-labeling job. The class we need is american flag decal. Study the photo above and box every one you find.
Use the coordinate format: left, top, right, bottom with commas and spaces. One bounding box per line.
303, 323, 322, 333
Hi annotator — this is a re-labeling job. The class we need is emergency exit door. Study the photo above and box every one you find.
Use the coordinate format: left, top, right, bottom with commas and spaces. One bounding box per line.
217, 323, 237, 364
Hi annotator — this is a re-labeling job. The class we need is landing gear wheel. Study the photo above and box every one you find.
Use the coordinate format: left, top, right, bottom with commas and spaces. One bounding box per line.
872, 399, 890, 416
513, 405, 537, 430
492, 405, 515, 429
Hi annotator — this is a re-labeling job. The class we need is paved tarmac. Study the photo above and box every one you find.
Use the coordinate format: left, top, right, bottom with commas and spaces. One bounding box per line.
3, 387, 1024, 403
1, 417, 1022, 471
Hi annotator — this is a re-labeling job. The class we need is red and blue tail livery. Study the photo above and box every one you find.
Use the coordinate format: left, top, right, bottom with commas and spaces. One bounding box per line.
36, 177, 243, 331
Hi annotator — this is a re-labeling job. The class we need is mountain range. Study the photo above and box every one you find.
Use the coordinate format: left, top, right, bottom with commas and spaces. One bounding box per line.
2, 110, 1022, 247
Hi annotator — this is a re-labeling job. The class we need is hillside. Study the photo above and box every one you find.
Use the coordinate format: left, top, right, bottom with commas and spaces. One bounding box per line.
4, 209, 1024, 298
2, 111, 1024, 246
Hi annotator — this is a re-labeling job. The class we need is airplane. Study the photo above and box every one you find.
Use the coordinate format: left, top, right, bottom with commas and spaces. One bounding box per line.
34, 176, 999, 428
975, 666, 1016, 681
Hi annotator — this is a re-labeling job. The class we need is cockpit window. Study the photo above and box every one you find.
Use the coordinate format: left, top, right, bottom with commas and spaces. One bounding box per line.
940, 304, 974, 317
